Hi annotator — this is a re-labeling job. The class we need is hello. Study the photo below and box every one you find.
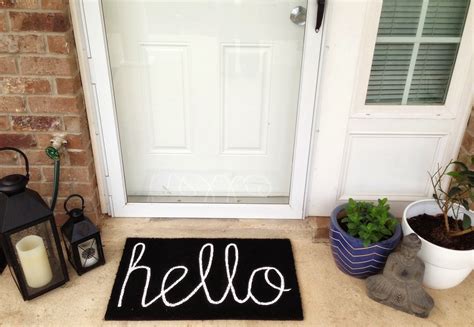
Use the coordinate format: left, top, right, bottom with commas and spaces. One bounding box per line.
117, 242, 291, 308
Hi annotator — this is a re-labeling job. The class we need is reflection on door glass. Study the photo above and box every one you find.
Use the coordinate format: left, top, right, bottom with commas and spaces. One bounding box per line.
102, 0, 308, 204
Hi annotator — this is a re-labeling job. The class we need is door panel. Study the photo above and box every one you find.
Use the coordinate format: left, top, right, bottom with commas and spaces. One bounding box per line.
143, 44, 191, 153
221, 44, 271, 155
340, 132, 447, 198
102, 0, 307, 200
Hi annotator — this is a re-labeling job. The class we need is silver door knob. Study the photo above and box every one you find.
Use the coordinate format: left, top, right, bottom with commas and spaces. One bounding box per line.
290, 6, 306, 26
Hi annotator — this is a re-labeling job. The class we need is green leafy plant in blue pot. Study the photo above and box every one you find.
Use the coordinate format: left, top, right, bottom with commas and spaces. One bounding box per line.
330, 198, 402, 278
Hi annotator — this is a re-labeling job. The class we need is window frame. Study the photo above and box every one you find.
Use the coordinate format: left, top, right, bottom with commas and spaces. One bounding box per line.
351, 0, 472, 119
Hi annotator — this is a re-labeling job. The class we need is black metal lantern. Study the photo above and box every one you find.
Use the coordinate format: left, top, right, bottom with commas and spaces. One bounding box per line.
0, 245, 6, 273
61, 194, 105, 275
0, 147, 69, 300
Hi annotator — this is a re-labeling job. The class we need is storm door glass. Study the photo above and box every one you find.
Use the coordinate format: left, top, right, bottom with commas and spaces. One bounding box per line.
102, 0, 308, 203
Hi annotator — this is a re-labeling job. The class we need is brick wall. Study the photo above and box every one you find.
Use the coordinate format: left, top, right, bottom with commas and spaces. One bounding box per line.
459, 107, 474, 165
0, 0, 101, 225
459, 106, 473, 209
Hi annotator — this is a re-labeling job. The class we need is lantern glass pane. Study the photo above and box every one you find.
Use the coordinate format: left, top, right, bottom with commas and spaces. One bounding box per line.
63, 236, 74, 267
10, 220, 65, 297
77, 237, 100, 268
0, 244, 6, 270
8, 264, 19, 288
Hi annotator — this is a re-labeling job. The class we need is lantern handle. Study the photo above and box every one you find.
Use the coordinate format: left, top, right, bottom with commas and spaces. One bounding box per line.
0, 147, 29, 178
64, 194, 85, 214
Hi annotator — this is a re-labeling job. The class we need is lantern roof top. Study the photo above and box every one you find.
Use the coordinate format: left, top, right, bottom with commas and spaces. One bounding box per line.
62, 216, 99, 243
0, 189, 52, 233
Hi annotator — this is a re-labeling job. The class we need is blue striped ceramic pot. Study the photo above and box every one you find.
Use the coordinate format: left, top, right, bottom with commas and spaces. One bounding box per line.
330, 203, 402, 279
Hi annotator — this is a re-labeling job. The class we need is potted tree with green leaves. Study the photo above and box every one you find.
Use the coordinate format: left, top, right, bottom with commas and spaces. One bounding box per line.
402, 156, 474, 289
330, 198, 401, 279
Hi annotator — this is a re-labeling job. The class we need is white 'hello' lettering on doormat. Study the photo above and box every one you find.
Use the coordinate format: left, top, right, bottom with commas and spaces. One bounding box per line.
118, 242, 292, 308
105, 238, 303, 320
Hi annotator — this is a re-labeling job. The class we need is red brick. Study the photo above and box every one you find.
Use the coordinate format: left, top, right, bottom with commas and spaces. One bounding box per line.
87, 157, 95, 177
0, 12, 6, 33
0, 133, 37, 147
43, 166, 91, 182
18, 35, 46, 53
0, 77, 51, 94
73, 182, 98, 200
0, 0, 39, 9
55, 195, 97, 218
462, 130, 473, 153
67, 149, 93, 166
41, 0, 65, 10
458, 151, 470, 164
20, 56, 77, 76
24, 150, 56, 165
0, 96, 25, 113
12, 115, 62, 131
0, 166, 41, 181
0, 35, 46, 53
0, 36, 10, 53
459, 150, 473, 167
28, 95, 82, 113
0, 0, 13, 8
58, 194, 99, 216
0, 151, 19, 165
47, 33, 73, 54
34, 134, 71, 165
10, 12, 69, 32
56, 75, 82, 94
0, 56, 17, 74
35, 133, 54, 148
53, 212, 70, 226
0, 0, 101, 225
75, 176, 97, 192
85, 207, 101, 224
57, 195, 91, 212
314, 216, 330, 229
28, 181, 73, 198
0, 116, 9, 130
468, 112, 474, 134
312, 216, 330, 241
63, 115, 86, 132
87, 212, 101, 226
65, 133, 90, 150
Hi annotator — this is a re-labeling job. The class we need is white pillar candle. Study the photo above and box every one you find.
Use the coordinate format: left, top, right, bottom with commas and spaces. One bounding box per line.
16, 235, 53, 289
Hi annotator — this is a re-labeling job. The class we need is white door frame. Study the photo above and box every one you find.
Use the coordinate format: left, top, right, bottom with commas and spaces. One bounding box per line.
70, 0, 324, 219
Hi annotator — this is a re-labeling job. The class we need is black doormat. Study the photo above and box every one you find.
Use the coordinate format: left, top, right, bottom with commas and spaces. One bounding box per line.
105, 238, 303, 321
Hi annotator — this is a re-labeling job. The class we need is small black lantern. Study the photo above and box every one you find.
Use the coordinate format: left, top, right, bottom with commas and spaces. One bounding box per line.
61, 194, 105, 275
0, 147, 69, 300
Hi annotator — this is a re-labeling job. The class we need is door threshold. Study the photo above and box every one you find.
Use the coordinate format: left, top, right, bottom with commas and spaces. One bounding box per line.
127, 195, 289, 205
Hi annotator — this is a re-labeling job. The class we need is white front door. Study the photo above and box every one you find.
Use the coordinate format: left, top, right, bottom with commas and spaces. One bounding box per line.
76, 0, 324, 218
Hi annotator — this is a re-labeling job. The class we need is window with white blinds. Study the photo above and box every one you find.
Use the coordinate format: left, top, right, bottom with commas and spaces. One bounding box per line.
366, 0, 470, 105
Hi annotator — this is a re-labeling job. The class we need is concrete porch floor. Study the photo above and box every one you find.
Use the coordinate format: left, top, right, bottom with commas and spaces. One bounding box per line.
0, 218, 473, 326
